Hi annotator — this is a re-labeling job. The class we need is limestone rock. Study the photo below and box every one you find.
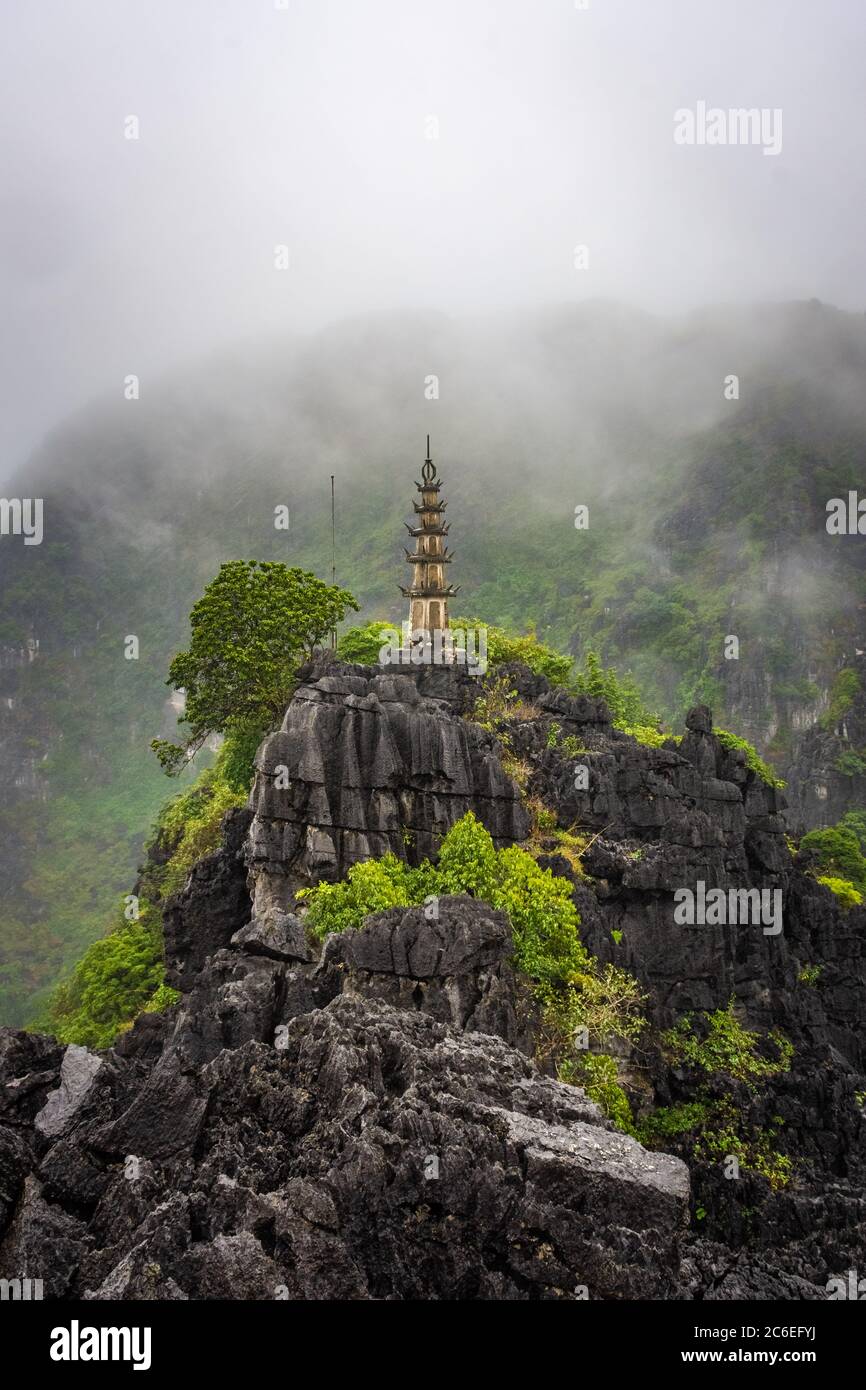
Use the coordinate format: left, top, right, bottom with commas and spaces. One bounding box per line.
34, 1044, 103, 1139
246, 662, 529, 918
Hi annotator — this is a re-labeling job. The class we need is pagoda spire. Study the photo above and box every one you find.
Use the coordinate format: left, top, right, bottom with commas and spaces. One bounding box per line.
399, 437, 459, 632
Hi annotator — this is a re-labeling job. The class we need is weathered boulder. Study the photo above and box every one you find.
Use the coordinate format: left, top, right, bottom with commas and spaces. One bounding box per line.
315, 894, 525, 1044
231, 911, 312, 963
246, 662, 529, 919
34, 1044, 103, 1139
163, 806, 253, 992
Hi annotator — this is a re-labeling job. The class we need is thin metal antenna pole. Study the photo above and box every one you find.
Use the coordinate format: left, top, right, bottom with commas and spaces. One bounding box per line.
330, 474, 336, 650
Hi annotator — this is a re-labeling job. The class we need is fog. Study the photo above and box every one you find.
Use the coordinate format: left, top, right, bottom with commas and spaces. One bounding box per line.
2, 0, 865, 476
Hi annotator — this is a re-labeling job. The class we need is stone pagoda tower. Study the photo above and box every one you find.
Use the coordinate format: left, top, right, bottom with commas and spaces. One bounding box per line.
400, 436, 459, 635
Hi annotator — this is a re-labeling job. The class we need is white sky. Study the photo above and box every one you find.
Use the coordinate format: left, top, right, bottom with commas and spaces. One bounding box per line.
1, 0, 865, 473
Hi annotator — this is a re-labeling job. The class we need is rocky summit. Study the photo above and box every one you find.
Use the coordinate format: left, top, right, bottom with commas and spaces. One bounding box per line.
1, 658, 864, 1300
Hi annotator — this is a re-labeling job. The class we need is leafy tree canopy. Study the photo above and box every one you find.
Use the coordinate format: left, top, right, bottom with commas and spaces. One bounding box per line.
572, 649, 660, 728
800, 818, 866, 896
152, 561, 358, 773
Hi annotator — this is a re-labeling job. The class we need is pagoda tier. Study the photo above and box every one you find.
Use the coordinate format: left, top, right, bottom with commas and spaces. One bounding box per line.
404, 548, 454, 564
404, 520, 450, 537
400, 439, 456, 633
400, 585, 461, 600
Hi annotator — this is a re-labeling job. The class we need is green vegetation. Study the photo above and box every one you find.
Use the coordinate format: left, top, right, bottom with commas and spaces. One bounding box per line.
3, 364, 865, 1029
713, 728, 785, 787
820, 668, 861, 731
571, 650, 658, 727
638, 1100, 712, 1143
798, 963, 823, 986
40, 734, 252, 1047
559, 733, 587, 757
335, 620, 398, 664
693, 1103, 792, 1191
621, 724, 669, 748
453, 617, 574, 685
153, 561, 357, 773
470, 676, 539, 734
662, 1002, 793, 1087
835, 748, 866, 777
559, 1052, 635, 1134
336, 615, 574, 686
639, 1004, 795, 1190
297, 811, 645, 1113
44, 899, 175, 1051
569, 651, 688, 750
800, 814, 866, 895
157, 760, 250, 899
817, 875, 863, 909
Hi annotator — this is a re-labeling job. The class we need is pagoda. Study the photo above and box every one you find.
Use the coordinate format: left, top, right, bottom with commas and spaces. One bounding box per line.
400, 436, 459, 635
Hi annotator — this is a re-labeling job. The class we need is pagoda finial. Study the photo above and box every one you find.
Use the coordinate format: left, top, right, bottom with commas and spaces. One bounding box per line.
422, 435, 435, 485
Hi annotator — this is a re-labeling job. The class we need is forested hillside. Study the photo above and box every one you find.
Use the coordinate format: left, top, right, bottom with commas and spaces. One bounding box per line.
1, 300, 865, 1024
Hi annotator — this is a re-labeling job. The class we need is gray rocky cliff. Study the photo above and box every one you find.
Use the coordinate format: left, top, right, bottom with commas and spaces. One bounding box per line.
246, 662, 529, 922
0, 658, 864, 1300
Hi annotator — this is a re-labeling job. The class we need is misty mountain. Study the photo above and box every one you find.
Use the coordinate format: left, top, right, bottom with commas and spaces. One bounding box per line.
1, 299, 865, 1025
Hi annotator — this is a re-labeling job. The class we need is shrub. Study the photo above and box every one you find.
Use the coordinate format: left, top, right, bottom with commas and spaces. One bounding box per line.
46, 902, 167, 1049
835, 748, 866, 777
153, 560, 357, 772
158, 737, 251, 898
798, 964, 823, 986
637, 1101, 712, 1144
452, 616, 573, 685
298, 811, 646, 1107
619, 723, 668, 748
572, 651, 658, 727
663, 1002, 793, 1087
336, 620, 398, 665
800, 823, 866, 895
44, 728, 253, 1047
560, 1053, 635, 1134
638, 1098, 792, 1190
692, 1101, 792, 1190
820, 668, 861, 731
817, 875, 863, 910
714, 728, 785, 787
336, 616, 574, 685
840, 810, 866, 852
300, 855, 414, 938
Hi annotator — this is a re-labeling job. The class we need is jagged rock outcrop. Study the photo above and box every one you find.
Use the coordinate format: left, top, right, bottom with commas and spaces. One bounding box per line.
1, 656, 865, 1300
782, 651, 866, 833
316, 895, 526, 1046
0, 825, 690, 1299
497, 670, 866, 1289
246, 662, 529, 920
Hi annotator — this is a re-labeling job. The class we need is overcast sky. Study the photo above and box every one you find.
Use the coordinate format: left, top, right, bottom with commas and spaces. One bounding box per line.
1, 0, 865, 475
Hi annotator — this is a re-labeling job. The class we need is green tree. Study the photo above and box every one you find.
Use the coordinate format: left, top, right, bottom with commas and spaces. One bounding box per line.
152, 561, 358, 773
572, 650, 660, 728
800, 822, 866, 894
